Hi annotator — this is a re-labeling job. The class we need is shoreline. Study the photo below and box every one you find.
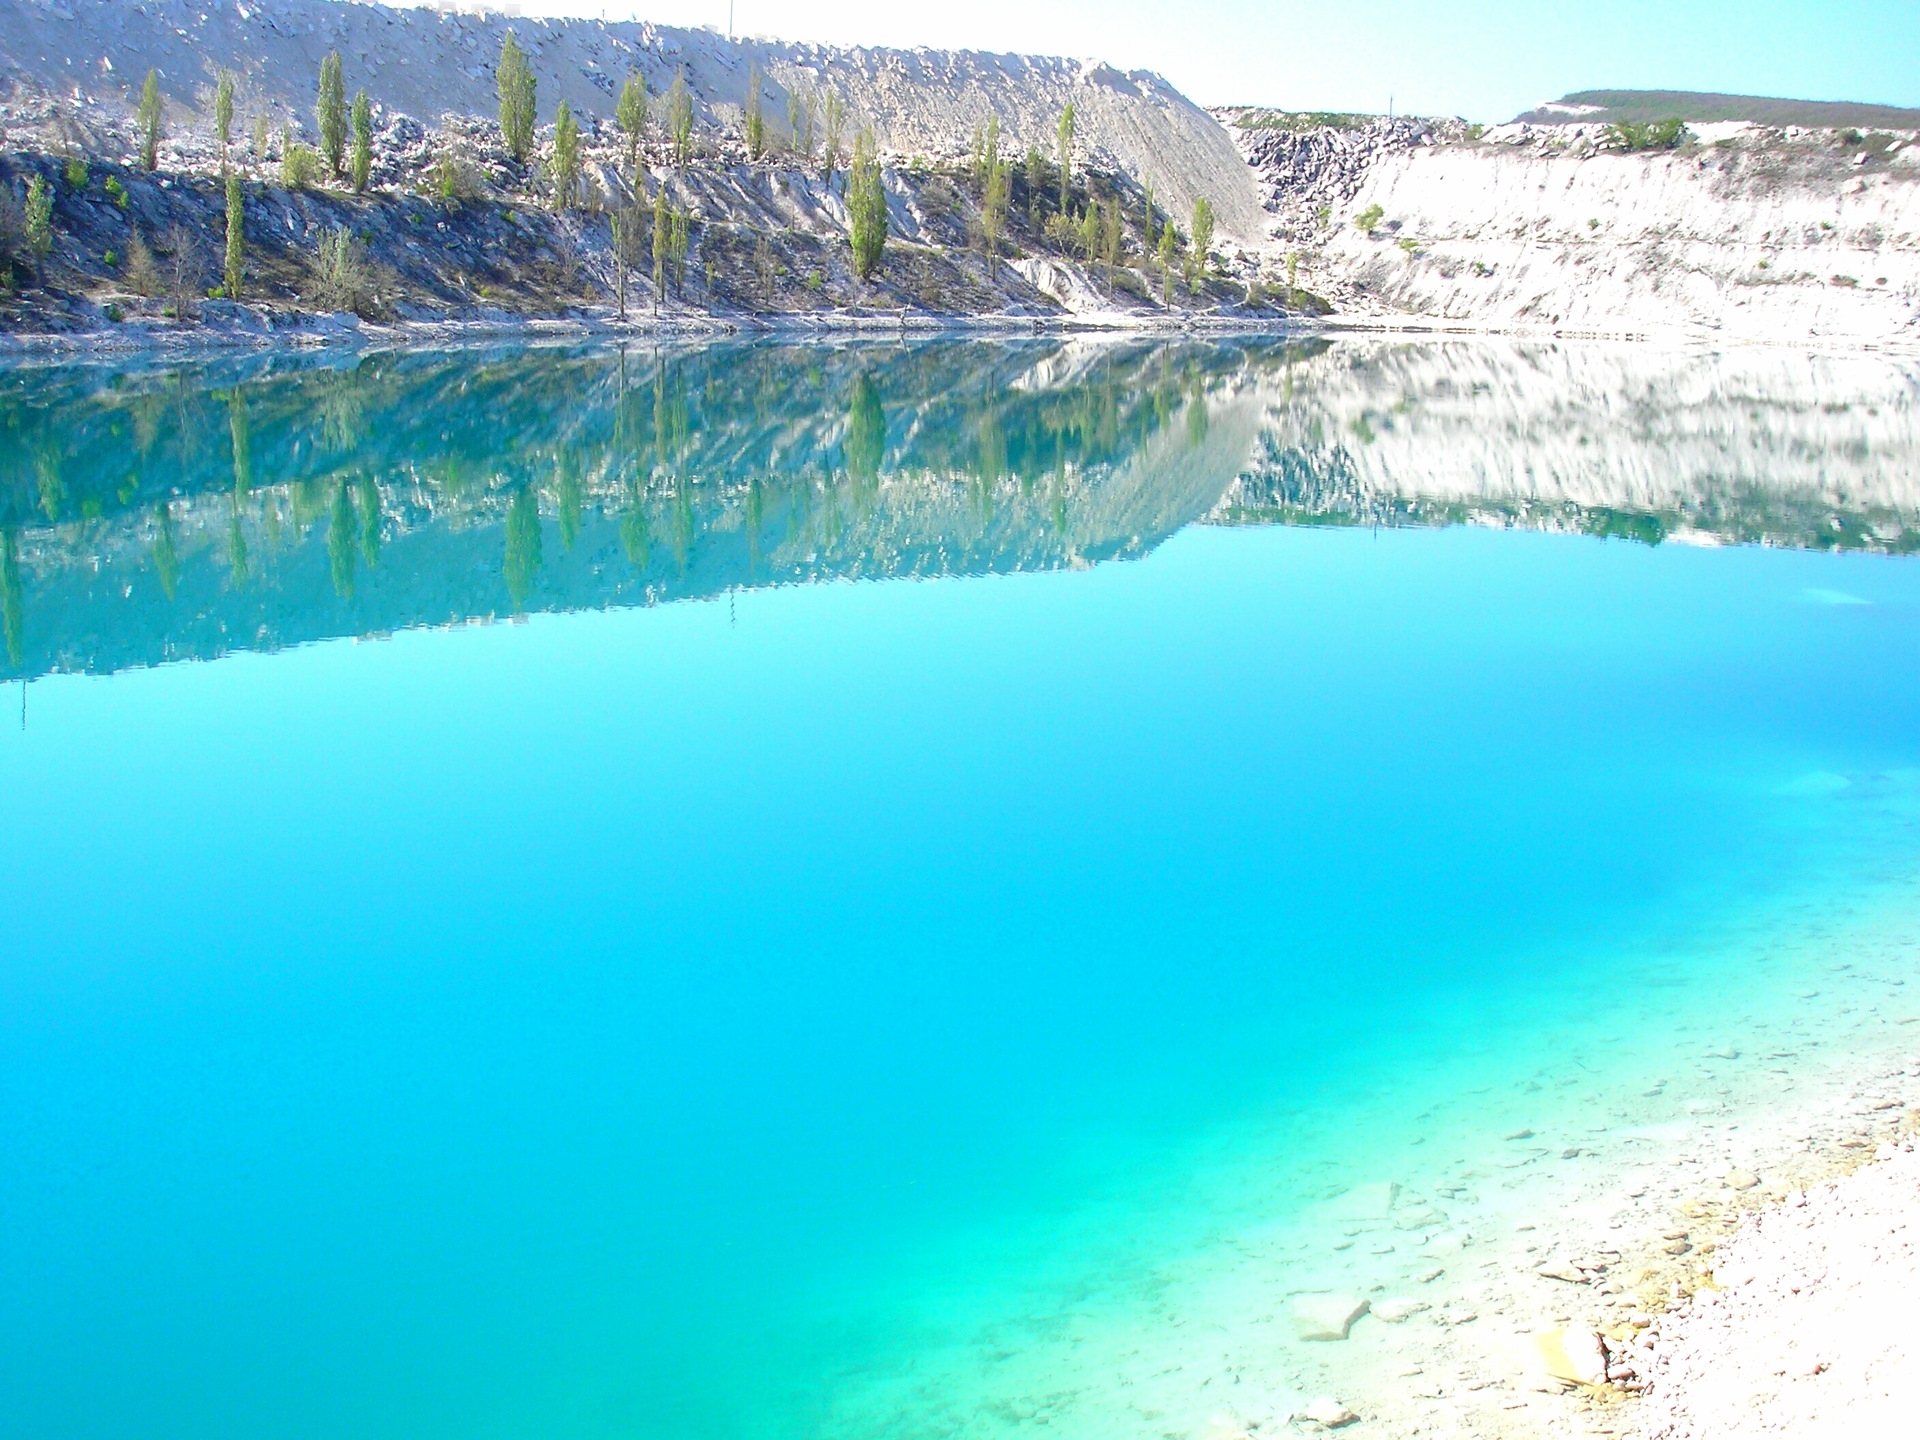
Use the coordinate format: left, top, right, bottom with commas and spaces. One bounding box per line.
1633, 1112, 1919, 1439
808, 834, 1920, 1440
8, 308, 1920, 361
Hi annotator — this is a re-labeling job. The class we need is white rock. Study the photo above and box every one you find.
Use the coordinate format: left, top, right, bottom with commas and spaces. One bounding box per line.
1301, 1396, 1358, 1428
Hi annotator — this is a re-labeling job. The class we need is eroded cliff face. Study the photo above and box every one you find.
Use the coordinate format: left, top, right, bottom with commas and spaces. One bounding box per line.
1222, 116, 1920, 342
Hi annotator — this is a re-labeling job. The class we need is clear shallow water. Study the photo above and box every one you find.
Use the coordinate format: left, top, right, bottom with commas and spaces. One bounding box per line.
3, 339, 1920, 1439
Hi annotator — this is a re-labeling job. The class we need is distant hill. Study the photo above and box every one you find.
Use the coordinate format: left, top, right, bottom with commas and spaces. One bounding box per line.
1514, 90, 1920, 129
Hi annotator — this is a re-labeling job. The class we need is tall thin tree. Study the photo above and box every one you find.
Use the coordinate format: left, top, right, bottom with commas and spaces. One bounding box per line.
551, 101, 580, 211
744, 64, 766, 161
1187, 196, 1214, 290
821, 90, 845, 187
848, 128, 887, 281
24, 175, 52, 284
497, 31, 537, 164
317, 51, 346, 177
214, 71, 235, 174
667, 69, 694, 166
616, 72, 648, 185
137, 70, 163, 171
1056, 102, 1074, 213
223, 174, 245, 300
787, 85, 815, 164
349, 90, 372, 193
652, 180, 670, 308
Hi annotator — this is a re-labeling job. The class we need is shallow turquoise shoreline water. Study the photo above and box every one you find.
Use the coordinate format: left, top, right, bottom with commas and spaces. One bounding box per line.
3, 339, 1919, 1438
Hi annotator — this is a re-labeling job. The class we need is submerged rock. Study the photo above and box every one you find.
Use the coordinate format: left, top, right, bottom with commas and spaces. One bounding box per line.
1292, 1294, 1371, 1341
1301, 1396, 1359, 1428
1371, 1297, 1430, 1322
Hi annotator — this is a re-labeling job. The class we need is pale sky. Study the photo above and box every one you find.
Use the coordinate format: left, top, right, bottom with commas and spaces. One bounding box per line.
462, 0, 1920, 122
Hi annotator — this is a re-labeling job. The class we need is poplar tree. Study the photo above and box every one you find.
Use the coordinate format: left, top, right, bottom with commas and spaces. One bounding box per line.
317, 51, 347, 177
980, 155, 1009, 275
667, 70, 693, 166
551, 101, 580, 211
670, 207, 688, 294
821, 90, 845, 187
1056, 102, 1074, 213
214, 71, 235, 173
744, 64, 766, 161
787, 85, 815, 164
611, 204, 644, 319
652, 181, 670, 306
497, 32, 537, 164
616, 72, 647, 184
1157, 223, 1177, 304
24, 174, 52, 284
848, 129, 887, 281
224, 173, 244, 300
350, 90, 372, 193
1188, 196, 1214, 289
138, 70, 164, 171
1024, 146, 1047, 223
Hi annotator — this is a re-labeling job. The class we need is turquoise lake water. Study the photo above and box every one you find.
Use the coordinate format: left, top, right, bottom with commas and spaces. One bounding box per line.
3, 339, 1920, 1438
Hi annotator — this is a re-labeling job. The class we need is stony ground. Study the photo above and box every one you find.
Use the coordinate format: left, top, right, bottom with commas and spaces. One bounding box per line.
1634, 1134, 1920, 1440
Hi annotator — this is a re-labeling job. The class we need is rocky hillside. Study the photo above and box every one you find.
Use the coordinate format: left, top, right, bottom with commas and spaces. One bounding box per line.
1218, 109, 1920, 341
0, 0, 1261, 244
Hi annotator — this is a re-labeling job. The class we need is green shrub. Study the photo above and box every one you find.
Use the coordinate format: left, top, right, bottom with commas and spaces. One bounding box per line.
64, 156, 90, 190
282, 142, 323, 189
1354, 204, 1385, 235
103, 249, 119, 267
432, 155, 485, 203
1607, 117, 1687, 152
104, 175, 128, 208
309, 225, 372, 313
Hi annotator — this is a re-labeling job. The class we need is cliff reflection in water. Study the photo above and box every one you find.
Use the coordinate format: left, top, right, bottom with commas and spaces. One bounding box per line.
4, 337, 1919, 680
